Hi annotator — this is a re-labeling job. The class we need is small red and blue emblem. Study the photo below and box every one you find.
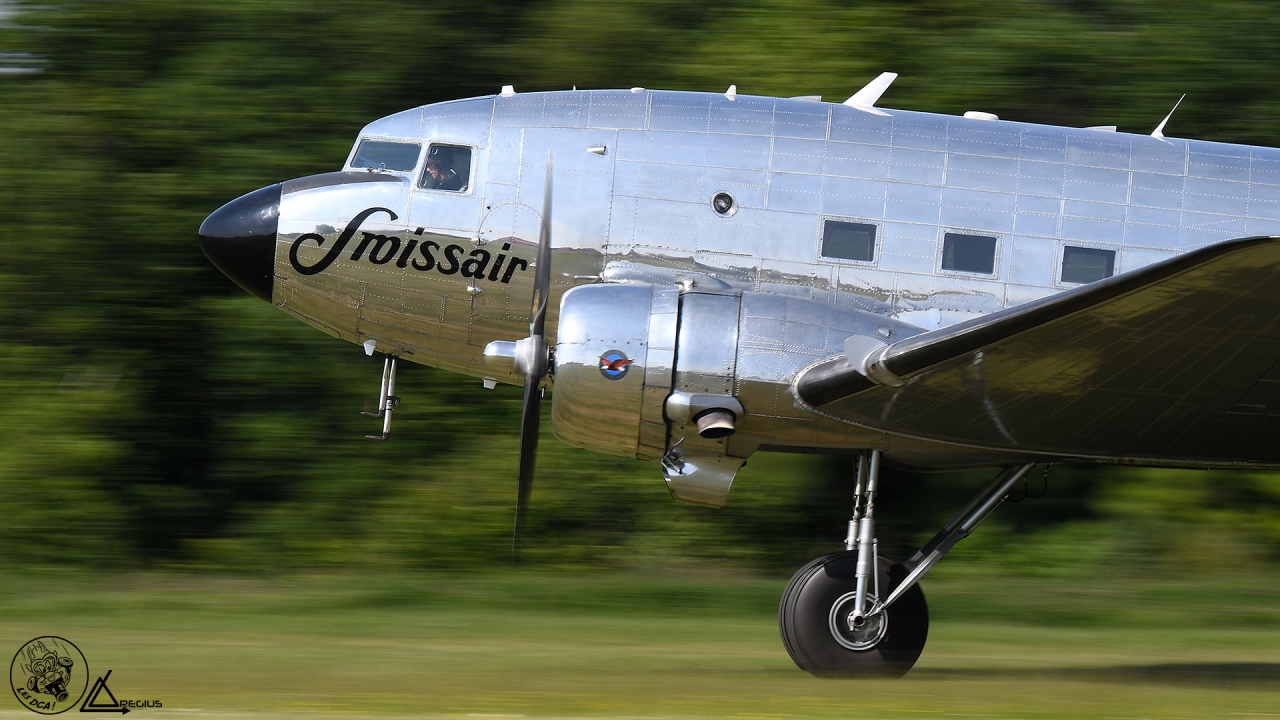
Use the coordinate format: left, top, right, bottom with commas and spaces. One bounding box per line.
599, 350, 634, 380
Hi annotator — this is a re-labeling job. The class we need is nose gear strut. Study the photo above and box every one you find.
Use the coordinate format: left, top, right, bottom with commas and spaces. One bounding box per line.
362, 354, 400, 440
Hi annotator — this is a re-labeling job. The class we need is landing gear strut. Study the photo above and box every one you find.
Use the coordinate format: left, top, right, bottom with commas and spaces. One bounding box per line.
778, 452, 1035, 678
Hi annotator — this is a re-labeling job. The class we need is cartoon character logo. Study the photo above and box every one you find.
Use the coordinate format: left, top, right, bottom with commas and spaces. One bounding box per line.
9, 637, 87, 714
599, 350, 634, 380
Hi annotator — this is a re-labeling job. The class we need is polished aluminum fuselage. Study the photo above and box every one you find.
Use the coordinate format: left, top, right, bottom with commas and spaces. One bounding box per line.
274, 89, 1280, 468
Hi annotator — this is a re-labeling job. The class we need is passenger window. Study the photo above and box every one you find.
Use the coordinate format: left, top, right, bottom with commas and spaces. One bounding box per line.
419, 144, 472, 192
821, 220, 876, 262
1061, 246, 1115, 284
351, 139, 422, 172
942, 233, 997, 274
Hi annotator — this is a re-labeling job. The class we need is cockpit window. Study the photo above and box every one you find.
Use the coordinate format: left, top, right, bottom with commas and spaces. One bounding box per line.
351, 140, 422, 172
419, 144, 472, 192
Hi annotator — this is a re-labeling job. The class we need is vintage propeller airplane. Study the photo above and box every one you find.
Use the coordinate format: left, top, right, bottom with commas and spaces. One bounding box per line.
199, 73, 1280, 677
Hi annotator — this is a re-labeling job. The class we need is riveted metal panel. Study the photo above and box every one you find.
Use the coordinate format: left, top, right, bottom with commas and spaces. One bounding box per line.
939, 187, 1016, 233
638, 286, 679, 459
773, 100, 829, 139
888, 146, 945, 185
825, 140, 892, 179
1017, 159, 1065, 198
892, 111, 949, 151
1020, 127, 1067, 164
1014, 210, 1058, 238
772, 137, 826, 174
1063, 164, 1129, 203
829, 106, 893, 144
1125, 219, 1180, 250
639, 130, 707, 164
768, 171, 823, 214
707, 131, 771, 170
493, 93, 548, 128
541, 92, 587, 128
948, 121, 1021, 159
1066, 199, 1126, 222
1063, 214, 1126, 244
948, 153, 1019, 193
1189, 145, 1251, 181
586, 90, 647, 130
1252, 153, 1280, 186
1008, 235, 1056, 285
709, 94, 774, 135
1131, 171, 1184, 209
822, 177, 886, 219
675, 292, 741, 396
1250, 195, 1280, 221
697, 214, 761, 257
1131, 136, 1186, 175
650, 91, 711, 132
1065, 131, 1131, 169
885, 182, 941, 224
879, 221, 938, 274
1184, 176, 1249, 216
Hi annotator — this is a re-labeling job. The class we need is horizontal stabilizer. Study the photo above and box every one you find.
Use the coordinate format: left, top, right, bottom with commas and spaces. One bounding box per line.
796, 236, 1280, 465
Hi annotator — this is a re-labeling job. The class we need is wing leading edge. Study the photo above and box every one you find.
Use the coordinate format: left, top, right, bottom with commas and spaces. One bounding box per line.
795, 236, 1280, 466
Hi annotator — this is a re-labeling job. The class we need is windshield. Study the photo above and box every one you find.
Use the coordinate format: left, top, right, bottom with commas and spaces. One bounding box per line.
351, 139, 421, 172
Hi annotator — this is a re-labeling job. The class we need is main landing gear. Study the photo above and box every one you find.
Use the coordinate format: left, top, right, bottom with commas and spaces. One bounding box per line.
779, 451, 1035, 677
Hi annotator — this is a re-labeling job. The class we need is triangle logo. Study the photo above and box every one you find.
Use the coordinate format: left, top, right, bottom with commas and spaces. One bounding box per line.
79, 671, 128, 714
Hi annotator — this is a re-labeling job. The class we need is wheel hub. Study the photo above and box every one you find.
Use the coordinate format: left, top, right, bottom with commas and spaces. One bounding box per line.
829, 591, 888, 651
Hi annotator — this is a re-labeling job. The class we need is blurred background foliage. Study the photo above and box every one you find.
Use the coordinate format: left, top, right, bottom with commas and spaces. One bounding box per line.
1, 0, 1279, 576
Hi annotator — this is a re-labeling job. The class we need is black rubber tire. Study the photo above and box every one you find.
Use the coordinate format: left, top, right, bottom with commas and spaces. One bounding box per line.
779, 551, 929, 678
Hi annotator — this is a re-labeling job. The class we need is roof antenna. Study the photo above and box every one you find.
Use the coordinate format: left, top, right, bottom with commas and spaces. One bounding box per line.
1151, 94, 1186, 141
725, 84, 737, 101
844, 72, 897, 115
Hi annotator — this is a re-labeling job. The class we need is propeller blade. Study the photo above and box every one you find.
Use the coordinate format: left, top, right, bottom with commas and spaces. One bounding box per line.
530, 151, 553, 337
512, 149, 554, 562
512, 376, 541, 561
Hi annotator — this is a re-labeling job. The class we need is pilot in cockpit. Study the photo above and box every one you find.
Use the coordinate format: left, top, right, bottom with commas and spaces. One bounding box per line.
422, 150, 464, 191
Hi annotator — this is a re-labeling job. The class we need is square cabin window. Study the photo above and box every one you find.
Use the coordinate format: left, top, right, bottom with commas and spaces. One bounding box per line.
1061, 246, 1116, 284
821, 220, 876, 262
419, 144, 472, 192
351, 139, 422, 172
942, 233, 997, 274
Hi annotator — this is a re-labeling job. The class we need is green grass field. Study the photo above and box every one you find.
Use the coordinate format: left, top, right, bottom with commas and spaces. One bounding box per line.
2, 570, 1278, 719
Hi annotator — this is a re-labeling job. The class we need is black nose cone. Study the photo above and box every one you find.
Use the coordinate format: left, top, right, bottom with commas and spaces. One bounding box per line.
199, 183, 282, 302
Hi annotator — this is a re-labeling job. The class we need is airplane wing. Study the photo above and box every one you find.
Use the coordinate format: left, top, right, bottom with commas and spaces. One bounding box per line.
795, 236, 1280, 465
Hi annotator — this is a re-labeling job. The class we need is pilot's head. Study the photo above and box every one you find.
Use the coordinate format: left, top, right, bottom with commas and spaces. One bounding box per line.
425, 153, 450, 179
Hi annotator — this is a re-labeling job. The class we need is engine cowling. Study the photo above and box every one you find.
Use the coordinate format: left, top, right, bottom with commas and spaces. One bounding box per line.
552, 282, 749, 507
551, 283, 678, 462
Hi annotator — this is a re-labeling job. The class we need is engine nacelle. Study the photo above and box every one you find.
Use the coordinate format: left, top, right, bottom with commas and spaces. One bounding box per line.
551, 283, 678, 462
552, 282, 748, 507
552, 280, 919, 508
